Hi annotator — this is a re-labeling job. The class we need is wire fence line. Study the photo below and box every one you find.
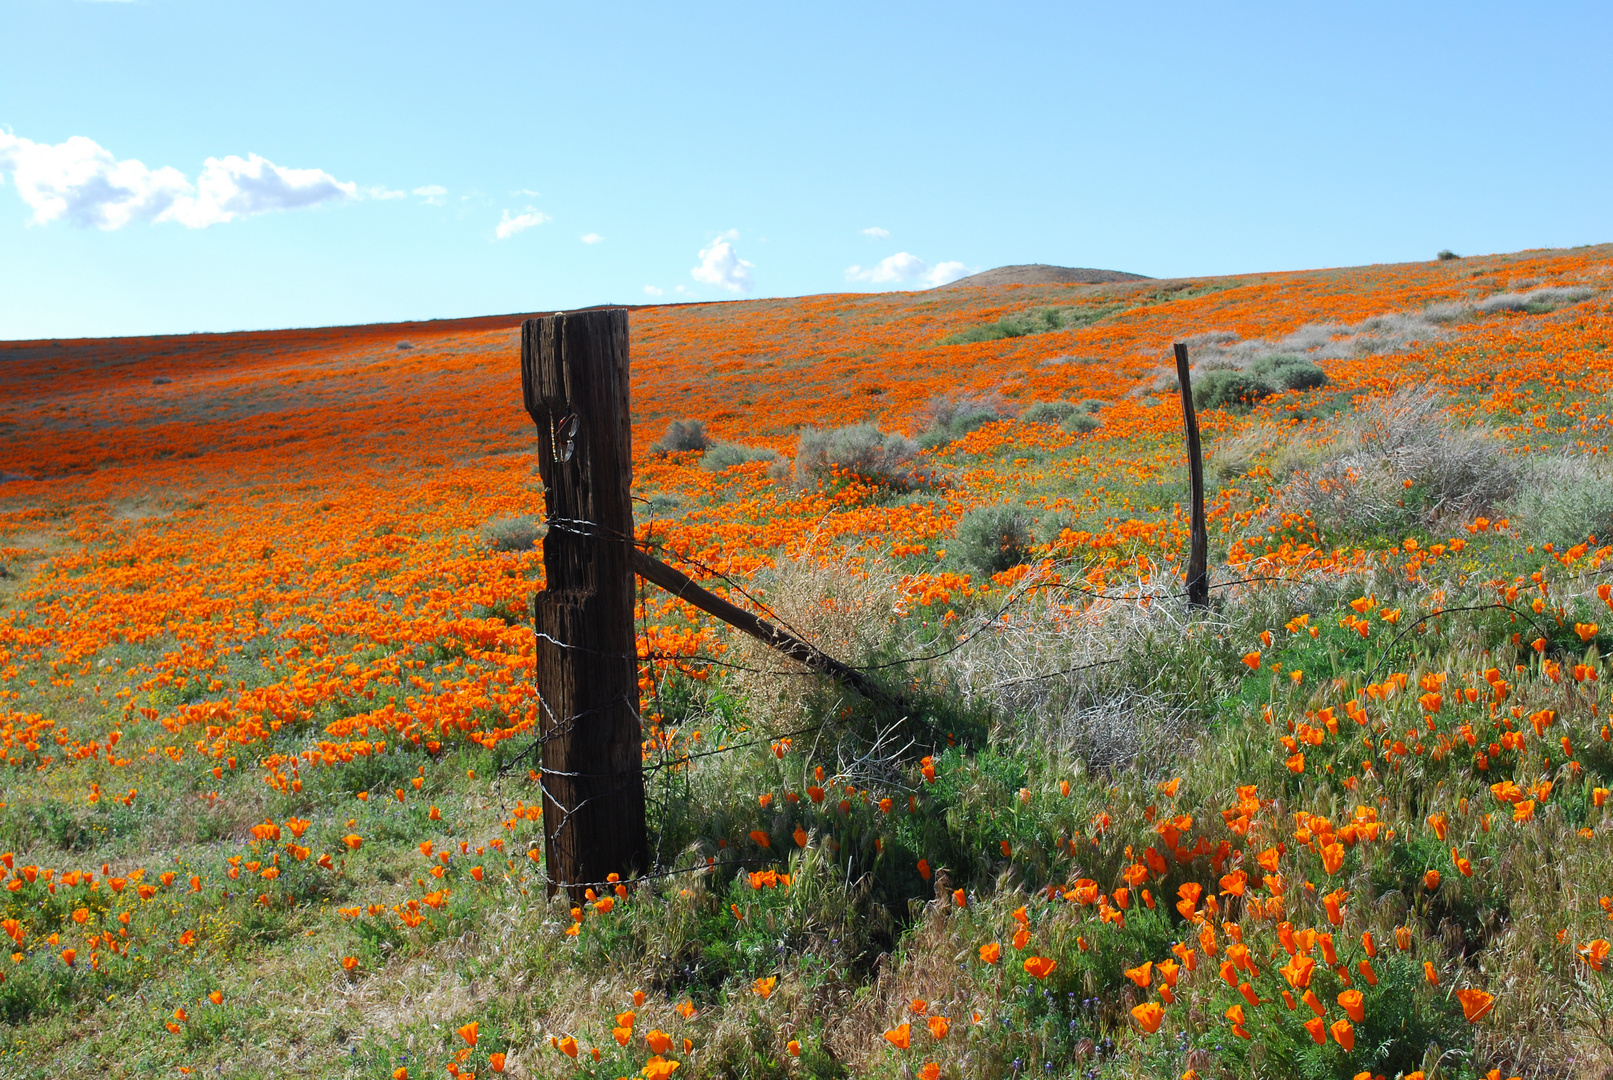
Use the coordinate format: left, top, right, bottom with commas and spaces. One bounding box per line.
514, 510, 1359, 890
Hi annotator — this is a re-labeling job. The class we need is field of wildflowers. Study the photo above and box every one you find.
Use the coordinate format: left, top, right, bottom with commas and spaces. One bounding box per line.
1, 244, 1612, 1078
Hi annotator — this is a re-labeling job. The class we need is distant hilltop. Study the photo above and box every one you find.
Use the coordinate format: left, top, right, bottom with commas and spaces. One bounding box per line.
938, 263, 1151, 289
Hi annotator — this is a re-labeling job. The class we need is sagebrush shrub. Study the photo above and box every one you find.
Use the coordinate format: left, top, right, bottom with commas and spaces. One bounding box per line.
1061, 412, 1101, 434
918, 395, 1008, 449
1250, 353, 1329, 391
1273, 385, 1518, 541
700, 442, 780, 472
1193, 369, 1275, 411
794, 423, 926, 490
1476, 286, 1596, 315
1507, 454, 1613, 547
952, 504, 1034, 578
481, 514, 542, 552
1020, 401, 1078, 425
651, 419, 713, 454
938, 306, 1108, 346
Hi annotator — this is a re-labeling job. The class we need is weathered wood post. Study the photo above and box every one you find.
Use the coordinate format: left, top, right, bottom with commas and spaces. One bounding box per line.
1173, 343, 1210, 608
522, 308, 648, 896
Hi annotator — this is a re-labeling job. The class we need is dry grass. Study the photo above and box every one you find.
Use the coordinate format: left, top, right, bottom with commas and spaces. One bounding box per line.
724, 553, 917, 730
1270, 384, 1518, 541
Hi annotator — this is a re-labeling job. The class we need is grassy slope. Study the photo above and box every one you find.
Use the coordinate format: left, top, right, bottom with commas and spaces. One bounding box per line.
0, 248, 1611, 1078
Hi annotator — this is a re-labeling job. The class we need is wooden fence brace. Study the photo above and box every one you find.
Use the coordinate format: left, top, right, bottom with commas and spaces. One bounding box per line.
631, 548, 897, 709
522, 308, 648, 897
1173, 343, 1210, 608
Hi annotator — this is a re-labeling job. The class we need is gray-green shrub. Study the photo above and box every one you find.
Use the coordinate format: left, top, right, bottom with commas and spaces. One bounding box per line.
651, 419, 712, 454
1061, 412, 1102, 434
937, 305, 1121, 346
1020, 401, 1078, 425
1507, 454, 1613, 547
918, 395, 1008, 449
1272, 385, 1518, 542
953, 504, 1035, 578
701, 442, 781, 472
794, 424, 925, 491
482, 514, 542, 552
1477, 286, 1596, 315
1193, 370, 1275, 411
1250, 354, 1329, 391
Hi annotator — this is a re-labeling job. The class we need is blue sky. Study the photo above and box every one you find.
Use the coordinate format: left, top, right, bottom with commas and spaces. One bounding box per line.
2, 0, 1610, 340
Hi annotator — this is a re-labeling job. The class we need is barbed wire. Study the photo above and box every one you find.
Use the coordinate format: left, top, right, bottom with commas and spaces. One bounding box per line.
520, 509, 1600, 891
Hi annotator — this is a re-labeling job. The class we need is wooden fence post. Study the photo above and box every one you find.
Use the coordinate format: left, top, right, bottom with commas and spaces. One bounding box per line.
521, 308, 648, 896
1173, 343, 1210, 608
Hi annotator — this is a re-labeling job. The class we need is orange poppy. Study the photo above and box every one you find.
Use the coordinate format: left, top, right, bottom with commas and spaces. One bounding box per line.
1130, 1002, 1164, 1034
1456, 988, 1495, 1022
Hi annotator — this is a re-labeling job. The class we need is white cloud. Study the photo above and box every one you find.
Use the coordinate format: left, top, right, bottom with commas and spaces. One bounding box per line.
861, 226, 890, 238
511, 188, 542, 197
690, 233, 753, 293
366, 186, 407, 200
413, 184, 448, 205
845, 252, 970, 288
580, 232, 603, 244
495, 208, 549, 240
923, 260, 970, 287
643, 285, 664, 296
0, 131, 359, 229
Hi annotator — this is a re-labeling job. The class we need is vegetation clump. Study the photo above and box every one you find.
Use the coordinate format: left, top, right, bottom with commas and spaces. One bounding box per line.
481, 513, 542, 552
794, 423, 926, 490
651, 419, 713, 454
699, 442, 780, 472
951, 504, 1035, 577
917, 395, 1009, 449
937, 304, 1124, 346
1019, 400, 1079, 425
1021, 399, 1104, 432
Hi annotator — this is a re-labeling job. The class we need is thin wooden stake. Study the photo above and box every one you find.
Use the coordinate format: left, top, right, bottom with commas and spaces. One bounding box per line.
522, 308, 648, 896
1173, 342, 1210, 608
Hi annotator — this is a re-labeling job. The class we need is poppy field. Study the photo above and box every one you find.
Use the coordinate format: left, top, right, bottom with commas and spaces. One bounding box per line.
2, 244, 1613, 1079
